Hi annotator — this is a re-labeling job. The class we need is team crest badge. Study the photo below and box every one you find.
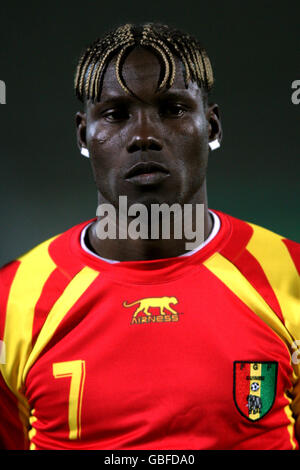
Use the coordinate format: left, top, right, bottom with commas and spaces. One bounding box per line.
233, 361, 278, 422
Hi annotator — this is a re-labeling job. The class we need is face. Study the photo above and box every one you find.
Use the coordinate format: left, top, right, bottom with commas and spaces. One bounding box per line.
76, 47, 221, 209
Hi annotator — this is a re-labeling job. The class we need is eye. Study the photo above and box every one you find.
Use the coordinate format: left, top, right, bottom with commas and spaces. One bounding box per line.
160, 103, 187, 118
103, 108, 129, 122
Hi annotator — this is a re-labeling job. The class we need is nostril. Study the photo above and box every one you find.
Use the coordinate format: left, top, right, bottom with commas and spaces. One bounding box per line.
127, 136, 162, 153
127, 139, 146, 153
149, 138, 162, 151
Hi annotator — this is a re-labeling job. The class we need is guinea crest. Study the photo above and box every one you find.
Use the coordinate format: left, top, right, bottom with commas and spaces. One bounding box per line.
233, 361, 278, 422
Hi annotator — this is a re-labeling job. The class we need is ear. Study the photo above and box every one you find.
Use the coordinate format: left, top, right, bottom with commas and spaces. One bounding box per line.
75, 111, 88, 153
206, 104, 222, 145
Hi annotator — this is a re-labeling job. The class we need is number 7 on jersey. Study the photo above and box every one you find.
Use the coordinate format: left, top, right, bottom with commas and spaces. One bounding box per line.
52, 360, 86, 440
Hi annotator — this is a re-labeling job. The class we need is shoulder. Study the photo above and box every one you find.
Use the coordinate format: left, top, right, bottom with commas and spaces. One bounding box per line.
217, 210, 300, 338
221, 210, 300, 290
0, 219, 95, 325
217, 210, 300, 274
242, 217, 300, 279
0, 233, 62, 348
0, 234, 60, 293
0, 218, 95, 286
0, 219, 94, 392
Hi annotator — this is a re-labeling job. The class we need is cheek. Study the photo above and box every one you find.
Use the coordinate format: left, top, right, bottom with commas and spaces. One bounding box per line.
87, 125, 123, 174
169, 115, 208, 146
169, 117, 209, 169
87, 127, 125, 201
87, 121, 128, 150
86, 122, 108, 149
186, 116, 209, 145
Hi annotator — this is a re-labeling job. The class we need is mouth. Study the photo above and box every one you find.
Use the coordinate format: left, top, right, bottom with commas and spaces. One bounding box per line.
124, 162, 170, 186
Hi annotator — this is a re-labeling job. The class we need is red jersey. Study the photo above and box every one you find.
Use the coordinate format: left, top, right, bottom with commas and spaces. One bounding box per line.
0, 209, 299, 450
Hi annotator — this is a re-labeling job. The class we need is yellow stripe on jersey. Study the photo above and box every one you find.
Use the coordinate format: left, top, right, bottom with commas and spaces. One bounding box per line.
22, 267, 99, 384
28, 409, 38, 450
246, 223, 300, 349
0, 236, 58, 394
0, 236, 58, 447
283, 392, 297, 450
203, 253, 295, 357
249, 363, 261, 421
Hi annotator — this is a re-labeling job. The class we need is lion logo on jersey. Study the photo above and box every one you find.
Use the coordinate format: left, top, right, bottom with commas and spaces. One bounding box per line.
123, 296, 179, 318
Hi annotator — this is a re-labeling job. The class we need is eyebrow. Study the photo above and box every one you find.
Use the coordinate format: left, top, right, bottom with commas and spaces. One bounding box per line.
157, 89, 197, 101
93, 94, 135, 107
93, 89, 198, 108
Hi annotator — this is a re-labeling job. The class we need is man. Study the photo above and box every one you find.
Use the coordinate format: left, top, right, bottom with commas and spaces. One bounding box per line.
0, 23, 299, 450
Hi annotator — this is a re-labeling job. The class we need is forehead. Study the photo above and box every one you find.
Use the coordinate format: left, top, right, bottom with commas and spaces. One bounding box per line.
95, 47, 203, 104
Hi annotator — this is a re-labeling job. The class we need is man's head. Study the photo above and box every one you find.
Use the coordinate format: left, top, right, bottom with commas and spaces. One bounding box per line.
75, 23, 222, 209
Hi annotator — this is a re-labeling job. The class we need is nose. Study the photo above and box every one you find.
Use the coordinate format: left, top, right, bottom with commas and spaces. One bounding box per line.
126, 111, 163, 153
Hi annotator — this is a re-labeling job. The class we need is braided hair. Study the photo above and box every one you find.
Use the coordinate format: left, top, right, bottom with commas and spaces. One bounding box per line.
74, 23, 214, 103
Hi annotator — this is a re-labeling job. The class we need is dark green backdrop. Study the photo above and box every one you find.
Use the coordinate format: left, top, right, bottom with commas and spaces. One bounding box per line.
0, 0, 299, 266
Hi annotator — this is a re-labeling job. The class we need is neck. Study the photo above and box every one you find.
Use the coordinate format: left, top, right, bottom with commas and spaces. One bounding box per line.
87, 185, 213, 262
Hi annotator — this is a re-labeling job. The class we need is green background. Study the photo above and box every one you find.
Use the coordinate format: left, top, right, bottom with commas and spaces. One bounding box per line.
0, 0, 299, 266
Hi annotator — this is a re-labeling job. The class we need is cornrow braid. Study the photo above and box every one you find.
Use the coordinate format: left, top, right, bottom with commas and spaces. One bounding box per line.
140, 23, 176, 91
74, 22, 214, 103
92, 24, 135, 100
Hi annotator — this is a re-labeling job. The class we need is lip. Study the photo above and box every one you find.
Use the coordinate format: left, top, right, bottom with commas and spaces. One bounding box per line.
125, 162, 170, 186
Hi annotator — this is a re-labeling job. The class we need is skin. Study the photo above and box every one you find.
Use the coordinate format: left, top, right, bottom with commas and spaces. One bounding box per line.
76, 47, 222, 261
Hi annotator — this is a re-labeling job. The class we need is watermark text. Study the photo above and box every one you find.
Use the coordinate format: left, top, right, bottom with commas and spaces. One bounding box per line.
291, 340, 300, 365
0, 340, 5, 364
95, 196, 205, 251
291, 80, 300, 105
0, 80, 6, 104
